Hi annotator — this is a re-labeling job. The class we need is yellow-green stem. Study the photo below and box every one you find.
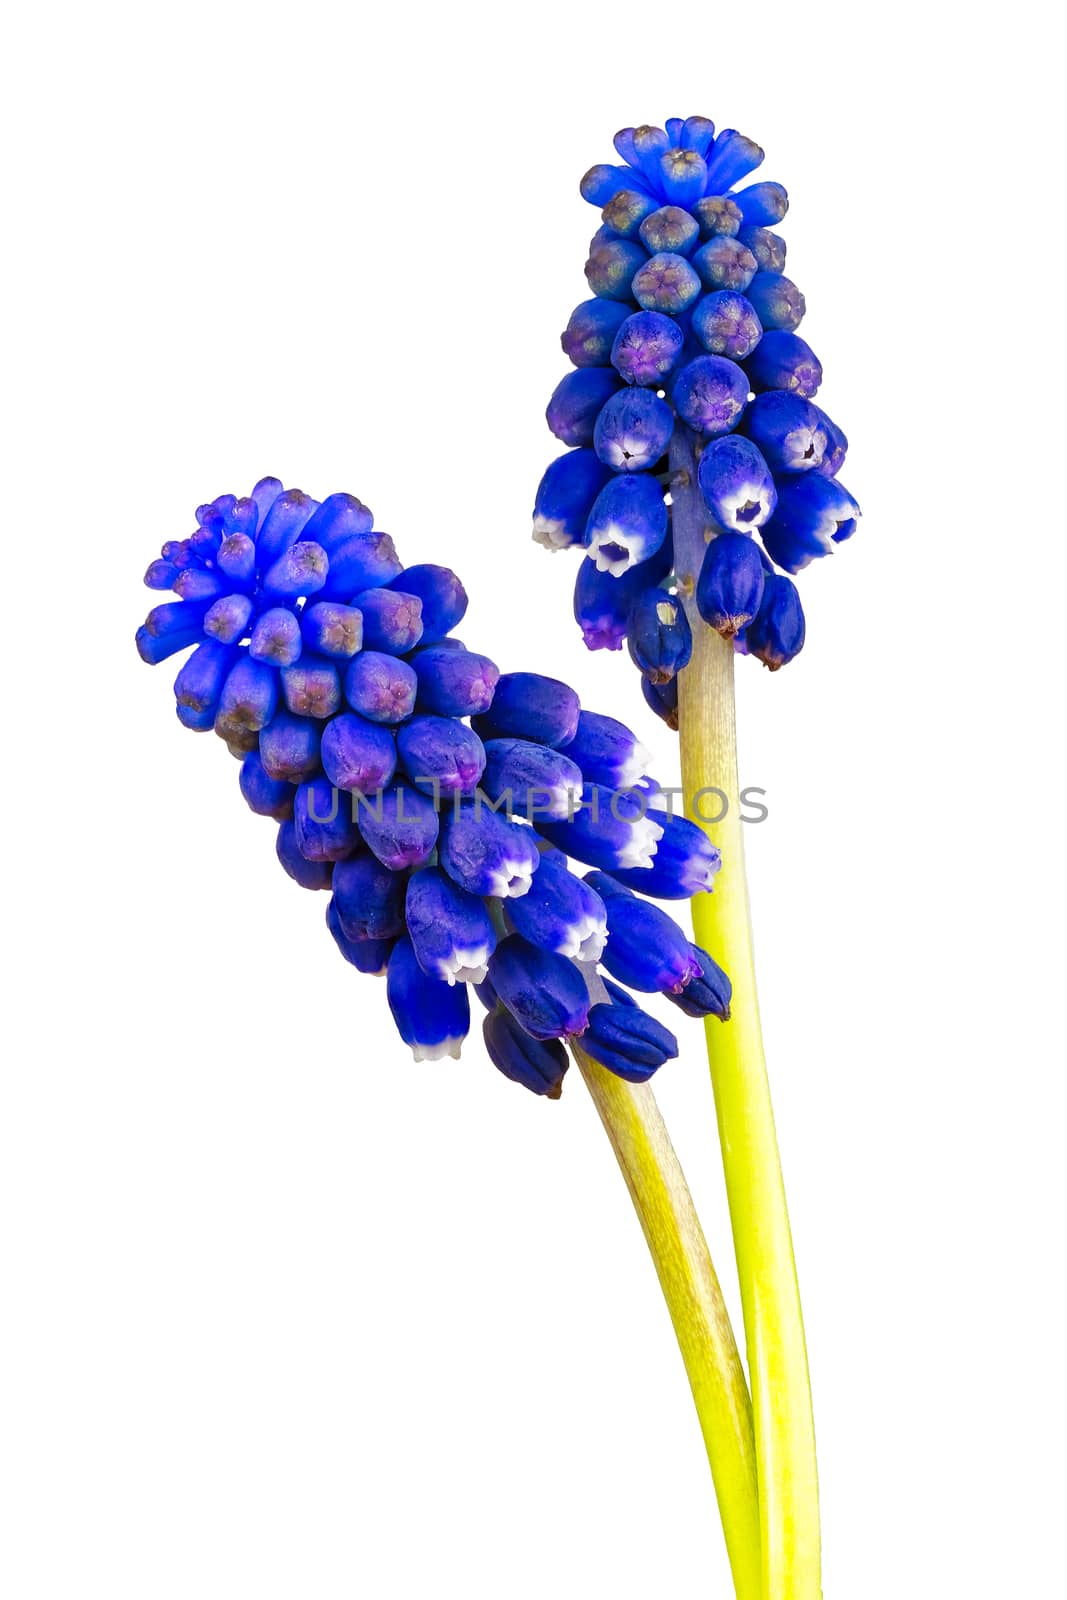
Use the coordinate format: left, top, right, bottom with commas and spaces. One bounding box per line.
575, 1041, 761, 1600
671, 424, 821, 1599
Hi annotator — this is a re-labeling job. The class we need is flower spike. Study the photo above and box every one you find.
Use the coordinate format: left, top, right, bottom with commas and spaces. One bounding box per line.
532, 111, 859, 695
137, 481, 736, 1082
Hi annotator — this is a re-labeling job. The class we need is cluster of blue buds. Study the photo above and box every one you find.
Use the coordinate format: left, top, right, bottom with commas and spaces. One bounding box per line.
137, 482, 733, 1098
533, 116, 859, 707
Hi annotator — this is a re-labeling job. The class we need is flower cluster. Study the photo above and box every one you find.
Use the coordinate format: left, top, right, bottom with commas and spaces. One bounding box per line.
136, 481, 732, 1097
533, 115, 859, 709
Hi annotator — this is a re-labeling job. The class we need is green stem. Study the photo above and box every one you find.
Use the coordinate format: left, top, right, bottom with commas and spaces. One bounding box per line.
670, 426, 821, 1600
574, 1037, 761, 1600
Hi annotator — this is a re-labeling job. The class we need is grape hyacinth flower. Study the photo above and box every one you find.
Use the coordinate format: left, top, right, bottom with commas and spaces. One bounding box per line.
533, 113, 861, 699
525, 117, 863, 1599
136, 481, 731, 1085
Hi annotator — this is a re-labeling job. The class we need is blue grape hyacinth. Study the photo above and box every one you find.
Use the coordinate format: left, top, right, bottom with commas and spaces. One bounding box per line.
137, 481, 733, 1097
533, 116, 860, 700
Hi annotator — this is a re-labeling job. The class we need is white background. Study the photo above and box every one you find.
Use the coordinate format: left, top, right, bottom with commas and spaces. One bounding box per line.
2, 3, 1063, 1595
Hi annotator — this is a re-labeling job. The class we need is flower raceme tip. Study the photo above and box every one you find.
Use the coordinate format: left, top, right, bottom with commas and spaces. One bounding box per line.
531, 113, 860, 707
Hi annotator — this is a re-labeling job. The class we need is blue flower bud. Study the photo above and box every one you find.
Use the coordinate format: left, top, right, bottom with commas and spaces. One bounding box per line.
703, 129, 764, 193
144, 557, 180, 590
259, 711, 322, 783
813, 408, 848, 478
601, 189, 659, 238
300, 601, 363, 659
696, 530, 767, 639
471, 672, 580, 749
581, 999, 679, 1083
580, 163, 641, 206
761, 475, 861, 572
387, 935, 470, 1062
632, 252, 702, 314
641, 672, 679, 728
745, 330, 822, 398
697, 434, 777, 531
593, 388, 673, 472
487, 935, 591, 1042
746, 573, 806, 670
250, 475, 284, 526
629, 124, 671, 187
158, 540, 194, 571
262, 541, 329, 600
691, 291, 762, 359
215, 655, 279, 741
504, 847, 607, 962
746, 272, 805, 333
638, 205, 699, 255
667, 943, 732, 1020
562, 298, 632, 366
332, 854, 407, 942
610, 311, 684, 386
405, 867, 497, 985
536, 785, 664, 872
532, 448, 613, 551
173, 567, 231, 604
572, 538, 672, 650
299, 491, 374, 556
294, 778, 361, 862
678, 114, 716, 154
481, 739, 583, 821
482, 1007, 569, 1098
546, 367, 623, 448
627, 586, 692, 683
254, 488, 320, 570
591, 883, 702, 995
743, 391, 828, 473
350, 587, 423, 653
395, 715, 486, 797
280, 655, 343, 719
692, 195, 742, 238
203, 593, 254, 644
326, 899, 393, 975
673, 355, 749, 436
733, 181, 789, 227
344, 651, 418, 723
249, 606, 302, 666
216, 531, 257, 585
584, 473, 668, 575
239, 751, 294, 819
692, 236, 758, 292
585, 236, 648, 301
657, 148, 708, 207
173, 640, 236, 720
561, 709, 652, 789
388, 563, 467, 641
439, 803, 542, 899
738, 227, 786, 276
609, 809, 722, 898
413, 645, 499, 718
135, 600, 208, 664
319, 530, 403, 598
320, 712, 397, 793
276, 818, 333, 890
358, 781, 439, 871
